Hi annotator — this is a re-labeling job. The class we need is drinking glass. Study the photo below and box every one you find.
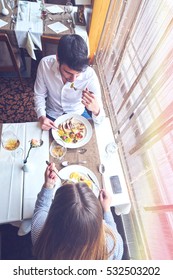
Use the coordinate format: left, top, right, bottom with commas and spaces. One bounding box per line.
64, 2, 73, 15
1, 131, 22, 159
41, 9, 48, 20
41, 7, 48, 31
105, 142, 118, 159
50, 140, 67, 162
62, 2, 73, 23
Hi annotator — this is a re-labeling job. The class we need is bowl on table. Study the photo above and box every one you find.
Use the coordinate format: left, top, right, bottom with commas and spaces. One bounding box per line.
50, 140, 67, 161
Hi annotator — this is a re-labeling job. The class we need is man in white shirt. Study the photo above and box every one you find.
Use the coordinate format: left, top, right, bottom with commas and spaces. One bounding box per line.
34, 34, 105, 130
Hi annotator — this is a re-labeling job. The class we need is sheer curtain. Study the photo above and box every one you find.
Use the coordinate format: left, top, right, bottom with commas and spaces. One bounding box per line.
96, 0, 173, 259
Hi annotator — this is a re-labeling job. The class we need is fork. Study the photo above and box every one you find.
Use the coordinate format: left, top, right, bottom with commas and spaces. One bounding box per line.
10, 18, 15, 29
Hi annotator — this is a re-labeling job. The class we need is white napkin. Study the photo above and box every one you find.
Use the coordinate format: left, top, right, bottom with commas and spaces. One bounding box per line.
25, 31, 37, 60
0, 19, 8, 28
46, 5, 64, 14
47, 21, 69, 34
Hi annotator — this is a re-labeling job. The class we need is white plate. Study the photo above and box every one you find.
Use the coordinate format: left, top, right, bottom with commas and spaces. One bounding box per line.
52, 113, 93, 148
58, 165, 100, 197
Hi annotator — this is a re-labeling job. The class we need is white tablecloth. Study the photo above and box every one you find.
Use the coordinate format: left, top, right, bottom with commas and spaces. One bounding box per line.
94, 118, 131, 215
0, 122, 49, 224
15, 1, 43, 59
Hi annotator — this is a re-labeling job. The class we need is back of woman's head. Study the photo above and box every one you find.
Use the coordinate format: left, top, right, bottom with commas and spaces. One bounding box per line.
57, 34, 89, 72
33, 183, 108, 259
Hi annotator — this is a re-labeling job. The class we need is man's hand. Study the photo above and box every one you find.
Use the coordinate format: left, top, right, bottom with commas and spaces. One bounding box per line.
39, 116, 57, 131
81, 89, 100, 116
99, 189, 112, 212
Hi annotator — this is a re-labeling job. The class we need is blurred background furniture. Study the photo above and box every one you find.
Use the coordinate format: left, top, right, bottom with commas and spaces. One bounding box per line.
41, 34, 60, 57
45, 0, 74, 4
0, 1, 87, 60
0, 32, 25, 91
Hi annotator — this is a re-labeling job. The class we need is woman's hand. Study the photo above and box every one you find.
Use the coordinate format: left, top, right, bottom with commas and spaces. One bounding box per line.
81, 89, 100, 116
99, 189, 112, 212
44, 162, 58, 189
39, 116, 57, 131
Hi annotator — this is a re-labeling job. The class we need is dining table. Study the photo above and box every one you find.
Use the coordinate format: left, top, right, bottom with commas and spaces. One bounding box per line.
0, 1, 89, 59
0, 117, 131, 231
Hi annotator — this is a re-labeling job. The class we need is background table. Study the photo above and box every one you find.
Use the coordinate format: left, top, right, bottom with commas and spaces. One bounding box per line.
0, 1, 88, 59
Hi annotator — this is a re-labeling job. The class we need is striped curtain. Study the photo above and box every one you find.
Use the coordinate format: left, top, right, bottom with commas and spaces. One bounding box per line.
96, 0, 173, 259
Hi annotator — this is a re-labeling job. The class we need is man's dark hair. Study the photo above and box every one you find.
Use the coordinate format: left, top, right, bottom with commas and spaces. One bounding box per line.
57, 34, 89, 72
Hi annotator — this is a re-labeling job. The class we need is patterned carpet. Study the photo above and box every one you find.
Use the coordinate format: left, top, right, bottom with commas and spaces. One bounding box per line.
0, 59, 39, 124
0, 61, 109, 125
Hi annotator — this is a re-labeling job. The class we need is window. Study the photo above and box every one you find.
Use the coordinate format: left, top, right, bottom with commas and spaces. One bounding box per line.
96, 0, 173, 259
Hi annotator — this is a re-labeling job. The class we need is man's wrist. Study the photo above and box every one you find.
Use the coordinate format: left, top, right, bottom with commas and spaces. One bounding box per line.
39, 115, 46, 121
92, 108, 100, 116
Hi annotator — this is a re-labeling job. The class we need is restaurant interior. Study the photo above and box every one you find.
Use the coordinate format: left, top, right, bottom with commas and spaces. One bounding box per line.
0, 0, 173, 260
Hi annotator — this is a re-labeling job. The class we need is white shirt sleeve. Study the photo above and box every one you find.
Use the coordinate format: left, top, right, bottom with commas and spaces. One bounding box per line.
86, 67, 105, 124
34, 59, 48, 119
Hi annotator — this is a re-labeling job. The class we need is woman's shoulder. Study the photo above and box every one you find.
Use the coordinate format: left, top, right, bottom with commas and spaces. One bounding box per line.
105, 223, 124, 260
104, 212, 124, 260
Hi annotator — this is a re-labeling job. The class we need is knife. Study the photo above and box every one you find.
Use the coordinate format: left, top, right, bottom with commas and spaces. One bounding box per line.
87, 173, 100, 190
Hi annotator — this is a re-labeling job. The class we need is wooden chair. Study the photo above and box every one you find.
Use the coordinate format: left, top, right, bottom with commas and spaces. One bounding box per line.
41, 35, 60, 57
0, 33, 25, 91
44, 0, 71, 4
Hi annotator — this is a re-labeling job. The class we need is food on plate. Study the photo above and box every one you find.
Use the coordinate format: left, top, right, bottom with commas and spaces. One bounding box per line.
69, 172, 92, 188
57, 117, 86, 143
70, 83, 81, 91
51, 145, 65, 158
70, 83, 77, 91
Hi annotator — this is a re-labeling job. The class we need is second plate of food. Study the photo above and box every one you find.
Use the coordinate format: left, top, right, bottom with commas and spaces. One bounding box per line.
52, 113, 93, 148
58, 165, 100, 197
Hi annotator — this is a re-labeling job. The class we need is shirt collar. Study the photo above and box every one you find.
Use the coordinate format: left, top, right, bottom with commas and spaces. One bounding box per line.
51, 59, 59, 75
51, 59, 86, 81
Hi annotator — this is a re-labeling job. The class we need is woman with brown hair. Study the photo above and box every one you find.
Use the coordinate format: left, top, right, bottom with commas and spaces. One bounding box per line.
31, 163, 123, 259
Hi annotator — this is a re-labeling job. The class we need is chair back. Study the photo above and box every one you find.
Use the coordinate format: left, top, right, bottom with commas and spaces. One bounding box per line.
41, 35, 60, 57
0, 33, 25, 91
